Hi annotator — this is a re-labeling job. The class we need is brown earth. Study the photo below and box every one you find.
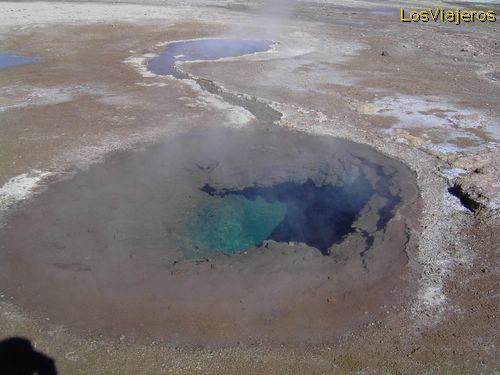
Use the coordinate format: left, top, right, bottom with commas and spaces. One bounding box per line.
0, 1, 498, 373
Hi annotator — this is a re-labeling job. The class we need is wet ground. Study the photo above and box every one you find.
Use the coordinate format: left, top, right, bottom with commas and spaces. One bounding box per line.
0, 0, 498, 373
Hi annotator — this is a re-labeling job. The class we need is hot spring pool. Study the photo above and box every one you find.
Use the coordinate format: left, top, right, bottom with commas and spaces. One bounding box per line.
184, 173, 396, 259
0, 127, 420, 346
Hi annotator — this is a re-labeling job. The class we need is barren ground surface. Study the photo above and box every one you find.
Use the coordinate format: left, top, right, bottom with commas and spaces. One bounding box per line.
0, 0, 498, 373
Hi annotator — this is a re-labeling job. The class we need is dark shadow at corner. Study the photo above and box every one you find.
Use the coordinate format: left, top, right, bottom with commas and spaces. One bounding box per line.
0, 337, 57, 375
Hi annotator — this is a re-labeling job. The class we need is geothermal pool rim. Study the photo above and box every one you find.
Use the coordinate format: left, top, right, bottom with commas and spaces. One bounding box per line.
0, 126, 421, 346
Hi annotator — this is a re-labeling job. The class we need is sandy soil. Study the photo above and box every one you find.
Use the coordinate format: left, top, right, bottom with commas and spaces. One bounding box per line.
0, 0, 498, 373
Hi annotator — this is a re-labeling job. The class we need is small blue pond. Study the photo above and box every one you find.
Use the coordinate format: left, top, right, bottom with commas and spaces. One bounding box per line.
148, 39, 272, 76
184, 176, 393, 259
0, 53, 37, 70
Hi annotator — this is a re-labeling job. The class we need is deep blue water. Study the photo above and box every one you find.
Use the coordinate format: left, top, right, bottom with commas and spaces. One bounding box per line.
0, 53, 37, 70
148, 39, 272, 77
186, 176, 388, 257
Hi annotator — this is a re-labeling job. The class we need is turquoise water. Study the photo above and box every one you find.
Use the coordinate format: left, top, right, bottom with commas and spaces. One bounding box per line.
184, 176, 390, 259
185, 195, 286, 259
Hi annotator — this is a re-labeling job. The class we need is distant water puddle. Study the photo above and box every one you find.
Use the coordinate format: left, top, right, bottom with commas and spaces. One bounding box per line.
148, 39, 272, 77
0, 53, 36, 70
185, 178, 379, 259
